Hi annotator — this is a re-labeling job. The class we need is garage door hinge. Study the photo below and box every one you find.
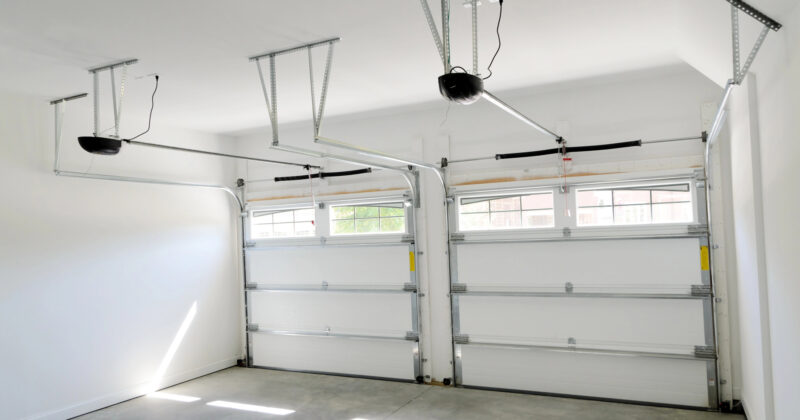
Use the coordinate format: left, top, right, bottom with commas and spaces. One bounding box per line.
691, 284, 712, 297
245, 282, 258, 290
562, 227, 572, 237
450, 233, 465, 242
451, 283, 467, 293
402, 234, 415, 243
694, 345, 716, 359
405, 331, 420, 341
453, 334, 470, 344
403, 283, 418, 292
246, 324, 259, 332
688, 225, 709, 234
245, 241, 256, 248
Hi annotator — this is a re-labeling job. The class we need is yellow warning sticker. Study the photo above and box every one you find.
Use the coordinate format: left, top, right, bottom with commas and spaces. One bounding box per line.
409, 251, 416, 272
700, 246, 710, 271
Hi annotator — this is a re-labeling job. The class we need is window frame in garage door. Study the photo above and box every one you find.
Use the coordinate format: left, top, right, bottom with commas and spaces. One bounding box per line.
242, 191, 423, 382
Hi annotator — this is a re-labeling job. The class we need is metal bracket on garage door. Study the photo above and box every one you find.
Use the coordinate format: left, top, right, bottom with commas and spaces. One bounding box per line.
691, 285, 712, 297
403, 283, 418, 292
453, 334, 470, 344
451, 283, 467, 293
687, 225, 709, 235
694, 345, 717, 359
698, 234, 719, 408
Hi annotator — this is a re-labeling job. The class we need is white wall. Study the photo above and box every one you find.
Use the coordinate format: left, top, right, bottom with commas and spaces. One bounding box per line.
235, 64, 723, 384
0, 91, 242, 419
725, 3, 800, 419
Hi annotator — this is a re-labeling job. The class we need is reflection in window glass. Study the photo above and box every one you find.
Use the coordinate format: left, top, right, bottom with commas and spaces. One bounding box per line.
576, 183, 693, 226
458, 192, 554, 231
251, 208, 316, 239
330, 203, 406, 235
577, 206, 614, 226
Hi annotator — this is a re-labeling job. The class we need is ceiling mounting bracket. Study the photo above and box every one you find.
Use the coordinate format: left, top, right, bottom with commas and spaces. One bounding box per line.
251, 37, 340, 146
248, 40, 421, 203
727, 0, 781, 85
704, 0, 780, 148
725, 0, 782, 32
87, 58, 138, 140
251, 39, 446, 191
417, 1, 564, 144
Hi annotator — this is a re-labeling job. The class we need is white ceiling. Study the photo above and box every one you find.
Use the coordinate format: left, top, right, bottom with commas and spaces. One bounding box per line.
0, 0, 794, 135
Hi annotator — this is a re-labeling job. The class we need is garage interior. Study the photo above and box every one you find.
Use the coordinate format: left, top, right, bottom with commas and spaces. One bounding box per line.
0, 1, 798, 419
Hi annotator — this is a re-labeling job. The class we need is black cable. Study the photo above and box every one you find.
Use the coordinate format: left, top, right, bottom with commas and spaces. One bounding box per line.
127, 75, 159, 141
483, 0, 504, 80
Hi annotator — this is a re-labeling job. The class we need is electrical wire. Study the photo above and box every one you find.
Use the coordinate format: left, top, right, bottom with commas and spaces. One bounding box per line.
440, 101, 452, 127
127, 75, 159, 141
483, 0, 504, 80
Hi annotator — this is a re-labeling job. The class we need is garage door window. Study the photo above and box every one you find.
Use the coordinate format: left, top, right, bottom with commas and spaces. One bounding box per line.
576, 183, 693, 226
330, 203, 406, 235
458, 192, 554, 231
251, 208, 315, 238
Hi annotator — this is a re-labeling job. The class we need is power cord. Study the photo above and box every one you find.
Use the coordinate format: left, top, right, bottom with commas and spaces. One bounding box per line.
127, 74, 159, 141
483, 0, 504, 80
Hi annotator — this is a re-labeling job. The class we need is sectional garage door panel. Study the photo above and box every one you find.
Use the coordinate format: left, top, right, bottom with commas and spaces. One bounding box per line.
450, 229, 716, 407
251, 334, 416, 380
249, 292, 412, 336
458, 296, 705, 353
246, 237, 419, 381
460, 345, 710, 408
247, 245, 411, 287
456, 238, 702, 294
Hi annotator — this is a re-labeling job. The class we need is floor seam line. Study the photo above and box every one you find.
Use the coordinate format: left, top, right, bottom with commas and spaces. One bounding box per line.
383, 386, 434, 419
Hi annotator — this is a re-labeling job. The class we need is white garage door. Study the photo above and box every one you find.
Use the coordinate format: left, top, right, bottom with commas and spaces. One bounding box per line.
447, 175, 718, 408
243, 196, 421, 381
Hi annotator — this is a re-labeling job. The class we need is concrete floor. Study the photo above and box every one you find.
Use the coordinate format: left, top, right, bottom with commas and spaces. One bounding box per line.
78, 367, 745, 420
